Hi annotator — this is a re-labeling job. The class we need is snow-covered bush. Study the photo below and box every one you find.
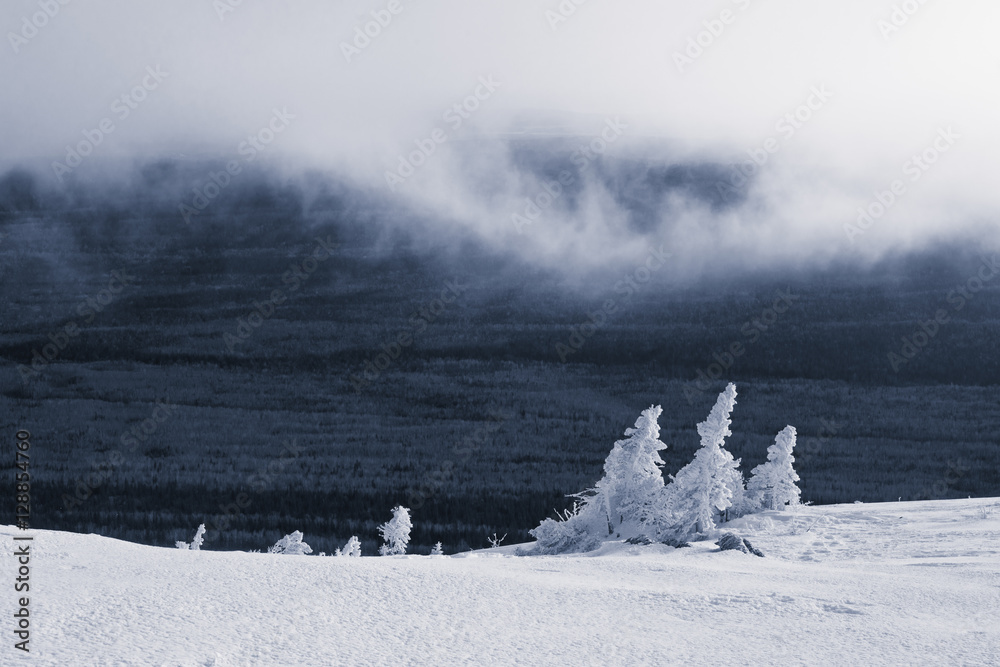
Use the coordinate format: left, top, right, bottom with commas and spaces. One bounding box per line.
522, 510, 603, 556
268, 530, 313, 555
335, 536, 361, 557
745, 426, 801, 512
431, 542, 444, 555
658, 383, 745, 541
175, 523, 206, 550
378, 506, 412, 556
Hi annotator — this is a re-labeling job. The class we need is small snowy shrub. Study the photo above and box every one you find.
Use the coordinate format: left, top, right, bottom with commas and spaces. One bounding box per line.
269, 530, 313, 555
378, 506, 412, 556
431, 542, 444, 555
524, 511, 603, 556
335, 536, 361, 557
175, 523, 206, 550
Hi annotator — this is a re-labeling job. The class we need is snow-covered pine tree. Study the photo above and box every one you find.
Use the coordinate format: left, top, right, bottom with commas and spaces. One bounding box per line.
659, 383, 745, 540
269, 530, 313, 555
526, 405, 671, 554
190, 524, 206, 551
745, 425, 801, 512
593, 405, 670, 539
335, 535, 361, 557
430, 542, 444, 555
378, 506, 412, 556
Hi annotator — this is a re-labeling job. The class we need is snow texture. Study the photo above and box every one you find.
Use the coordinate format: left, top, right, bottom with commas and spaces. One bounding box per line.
4, 497, 999, 665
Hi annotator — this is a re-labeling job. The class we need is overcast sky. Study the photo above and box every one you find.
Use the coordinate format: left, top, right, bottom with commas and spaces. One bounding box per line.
3, 0, 998, 272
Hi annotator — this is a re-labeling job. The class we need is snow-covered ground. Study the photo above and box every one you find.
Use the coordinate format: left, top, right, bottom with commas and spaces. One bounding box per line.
4, 498, 1000, 666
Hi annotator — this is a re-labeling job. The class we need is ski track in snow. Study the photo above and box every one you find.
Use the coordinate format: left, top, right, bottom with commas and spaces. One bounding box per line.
3, 498, 1000, 666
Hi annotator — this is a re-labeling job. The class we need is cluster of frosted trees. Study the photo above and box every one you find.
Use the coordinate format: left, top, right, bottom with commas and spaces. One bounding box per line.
176, 505, 414, 557
526, 383, 802, 555
263, 506, 413, 556
260, 506, 413, 556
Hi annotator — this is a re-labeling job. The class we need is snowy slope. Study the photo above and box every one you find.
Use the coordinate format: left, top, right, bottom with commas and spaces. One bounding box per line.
3, 498, 999, 666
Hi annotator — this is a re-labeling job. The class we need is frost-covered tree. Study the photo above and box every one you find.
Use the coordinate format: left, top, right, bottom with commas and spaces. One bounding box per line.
378, 506, 412, 556
593, 405, 670, 539
190, 524, 205, 551
659, 383, 745, 540
430, 542, 444, 555
745, 426, 801, 511
526, 405, 671, 554
335, 536, 362, 557
176, 523, 206, 550
268, 530, 313, 555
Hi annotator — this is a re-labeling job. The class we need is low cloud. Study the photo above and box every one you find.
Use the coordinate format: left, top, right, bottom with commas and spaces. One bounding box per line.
2, 0, 998, 278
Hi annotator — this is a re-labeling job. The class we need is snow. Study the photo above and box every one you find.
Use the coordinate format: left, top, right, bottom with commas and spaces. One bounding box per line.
4, 497, 1000, 665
